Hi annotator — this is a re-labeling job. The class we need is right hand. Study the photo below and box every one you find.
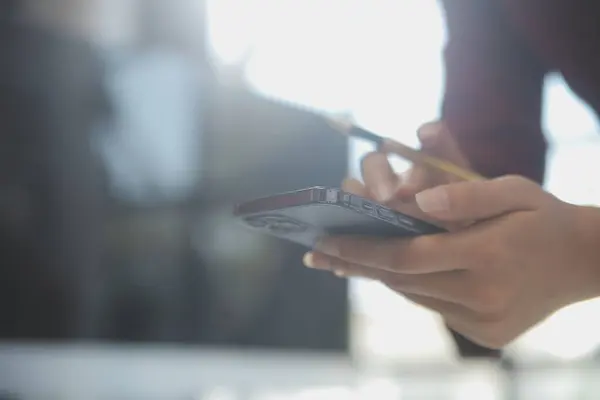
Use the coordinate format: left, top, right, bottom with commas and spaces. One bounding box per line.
340, 121, 499, 353
343, 121, 473, 228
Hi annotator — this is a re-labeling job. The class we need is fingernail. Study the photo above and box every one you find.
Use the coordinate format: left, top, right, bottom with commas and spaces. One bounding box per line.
375, 181, 396, 203
415, 187, 450, 213
303, 252, 316, 268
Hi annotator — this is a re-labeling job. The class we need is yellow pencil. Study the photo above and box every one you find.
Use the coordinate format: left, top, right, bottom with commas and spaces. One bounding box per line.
326, 117, 484, 181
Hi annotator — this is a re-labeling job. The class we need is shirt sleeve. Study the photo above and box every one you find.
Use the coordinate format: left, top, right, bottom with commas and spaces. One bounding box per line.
439, 0, 549, 358
439, 0, 549, 183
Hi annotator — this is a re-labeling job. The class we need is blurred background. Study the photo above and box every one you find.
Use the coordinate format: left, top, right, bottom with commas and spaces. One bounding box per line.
1, 0, 600, 399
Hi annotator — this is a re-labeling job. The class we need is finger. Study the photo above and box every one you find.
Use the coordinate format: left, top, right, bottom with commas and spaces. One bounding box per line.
401, 292, 473, 320
415, 175, 543, 222
394, 167, 432, 199
306, 252, 474, 305
417, 121, 444, 151
381, 170, 470, 232
380, 121, 467, 201
416, 121, 472, 187
361, 152, 399, 203
309, 254, 476, 324
444, 316, 505, 350
358, 162, 435, 221
342, 173, 460, 233
304, 251, 397, 281
341, 177, 369, 197
359, 152, 438, 221
315, 235, 465, 274
340, 177, 428, 224
384, 270, 474, 307
417, 121, 468, 168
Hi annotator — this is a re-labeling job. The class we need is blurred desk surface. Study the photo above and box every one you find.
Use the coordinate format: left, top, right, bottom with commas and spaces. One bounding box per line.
1, 343, 599, 400
0, 343, 356, 399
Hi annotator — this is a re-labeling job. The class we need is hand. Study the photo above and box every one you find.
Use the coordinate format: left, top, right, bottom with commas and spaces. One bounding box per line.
343, 120, 472, 230
304, 176, 600, 348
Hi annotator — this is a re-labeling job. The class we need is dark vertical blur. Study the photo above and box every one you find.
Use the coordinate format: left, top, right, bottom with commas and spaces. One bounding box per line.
0, 0, 109, 338
0, 0, 349, 351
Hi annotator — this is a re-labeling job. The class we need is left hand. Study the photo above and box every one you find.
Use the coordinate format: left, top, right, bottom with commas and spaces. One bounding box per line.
304, 176, 600, 348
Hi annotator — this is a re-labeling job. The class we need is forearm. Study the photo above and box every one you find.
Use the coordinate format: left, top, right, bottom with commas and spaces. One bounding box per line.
440, 0, 549, 184
439, 0, 548, 356
444, 120, 547, 183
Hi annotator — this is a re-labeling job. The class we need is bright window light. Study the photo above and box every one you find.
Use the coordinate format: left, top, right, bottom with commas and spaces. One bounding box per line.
205, 0, 264, 65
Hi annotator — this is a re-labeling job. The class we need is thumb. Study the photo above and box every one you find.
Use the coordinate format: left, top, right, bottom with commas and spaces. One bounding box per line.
414, 176, 543, 222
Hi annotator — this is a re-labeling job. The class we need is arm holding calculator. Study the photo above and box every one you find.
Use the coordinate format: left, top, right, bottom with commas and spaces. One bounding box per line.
304, 124, 600, 349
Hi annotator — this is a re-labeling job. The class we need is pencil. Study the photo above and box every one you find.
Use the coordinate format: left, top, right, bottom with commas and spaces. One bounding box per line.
326, 117, 484, 181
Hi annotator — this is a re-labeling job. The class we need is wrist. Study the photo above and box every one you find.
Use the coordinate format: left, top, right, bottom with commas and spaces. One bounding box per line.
573, 205, 600, 300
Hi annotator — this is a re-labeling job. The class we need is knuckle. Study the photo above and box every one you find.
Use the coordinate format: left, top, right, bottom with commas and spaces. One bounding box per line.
448, 319, 510, 350
471, 235, 506, 267
469, 277, 512, 322
382, 239, 406, 270
462, 274, 510, 319
405, 166, 430, 185
478, 322, 513, 349
395, 236, 435, 272
387, 275, 416, 292
500, 174, 537, 191
395, 170, 433, 200
417, 120, 441, 135
385, 278, 407, 293
476, 286, 510, 320
478, 331, 510, 350
398, 168, 416, 187
501, 174, 524, 182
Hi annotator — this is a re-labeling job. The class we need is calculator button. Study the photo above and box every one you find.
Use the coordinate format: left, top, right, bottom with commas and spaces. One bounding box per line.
396, 215, 415, 227
348, 195, 363, 212
376, 207, 396, 221
245, 215, 308, 233
361, 201, 375, 213
349, 195, 362, 208
342, 193, 351, 205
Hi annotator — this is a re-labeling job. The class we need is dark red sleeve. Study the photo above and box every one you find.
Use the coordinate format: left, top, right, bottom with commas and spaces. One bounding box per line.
439, 0, 549, 183
438, 0, 549, 358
